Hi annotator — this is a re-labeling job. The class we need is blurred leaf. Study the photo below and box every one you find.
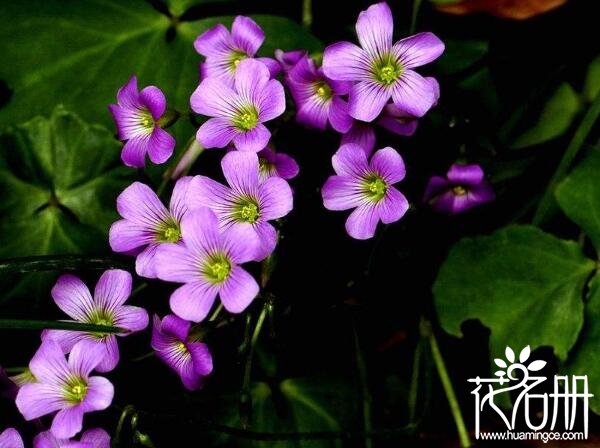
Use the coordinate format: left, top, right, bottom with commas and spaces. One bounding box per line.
511, 83, 581, 149
434, 0, 568, 20
0, 106, 134, 301
562, 275, 600, 413
434, 38, 488, 75
556, 147, 600, 251
165, 0, 233, 17
0, 318, 124, 333
583, 55, 600, 103
433, 225, 594, 362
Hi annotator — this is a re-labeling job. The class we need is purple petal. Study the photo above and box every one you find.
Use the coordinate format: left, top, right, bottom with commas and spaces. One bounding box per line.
469, 182, 495, 205
94, 269, 131, 311
256, 57, 282, 77
95, 337, 119, 373
109, 219, 153, 253
257, 79, 286, 122
423, 176, 450, 203
169, 176, 193, 221
274, 49, 306, 72
273, 152, 299, 179
356, 2, 393, 57
232, 124, 271, 152
446, 163, 484, 185
332, 143, 369, 177
258, 176, 293, 220
80, 376, 113, 412
170, 281, 218, 322
370, 147, 406, 184
322, 175, 364, 211
349, 80, 392, 122
377, 105, 419, 136
251, 221, 278, 261
219, 266, 259, 313
116, 76, 139, 109
193, 24, 232, 57
186, 175, 233, 214
394, 32, 445, 69
296, 97, 329, 130
377, 186, 409, 224
154, 243, 200, 283
116, 182, 168, 224
42, 329, 86, 354
181, 207, 221, 254
189, 342, 213, 376
139, 86, 166, 120
51, 407, 84, 439
81, 428, 111, 448
197, 118, 237, 149
328, 96, 353, 133
121, 135, 150, 168
68, 340, 104, 377
322, 41, 369, 81
234, 59, 270, 99
341, 122, 376, 156
114, 305, 149, 333
221, 223, 261, 264
51, 275, 94, 322
33, 431, 58, 448
190, 78, 237, 118
345, 204, 379, 240
28, 339, 69, 383
391, 70, 437, 118
221, 151, 260, 192
0, 428, 23, 448
161, 314, 191, 341
178, 356, 204, 391
231, 16, 264, 56
135, 243, 160, 279
16, 383, 65, 420
147, 128, 175, 165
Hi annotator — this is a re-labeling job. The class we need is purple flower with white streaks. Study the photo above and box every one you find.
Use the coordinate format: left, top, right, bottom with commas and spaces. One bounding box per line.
155, 208, 259, 322
257, 147, 299, 181
287, 55, 352, 132
109, 178, 191, 278
43, 270, 148, 373
323, 2, 444, 122
341, 122, 376, 156
0, 428, 23, 448
108, 76, 175, 168
191, 59, 285, 153
423, 163, 495, 214
16, 341, 114, 439
187, 151, 293, 261
151, 315, 213, 390
194, 16, 280, 84
34, 428, 110, 448
274, 49, 306, 72
322, 144, 409, 240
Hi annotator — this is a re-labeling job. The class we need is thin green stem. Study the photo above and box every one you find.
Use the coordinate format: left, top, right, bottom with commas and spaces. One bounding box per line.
114, 405, 136, 446
208, 303, 224, 322
302, 0, 312, 28
421, 319, 471, 448
408, 339, 423, 423
533, 89, 600, 225
0, 255, 129, 274
0, 319, 125, 333
352, 325, 373, 448
3, 366, 26, 374
410, 0, 424, 34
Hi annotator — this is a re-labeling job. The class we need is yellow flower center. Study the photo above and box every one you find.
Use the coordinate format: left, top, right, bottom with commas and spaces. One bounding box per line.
203, 253, 232, 284
139, 110, 155, 130
373, 55, 403, 85
452, 185, 468, 196
64, 377, 88, 404
234, 197, 260, 223
233, 106, 259, 131
156, 220, 181, 243
229, 50, 248, 71
363, 175, 387, 202
314, 81, 333, 100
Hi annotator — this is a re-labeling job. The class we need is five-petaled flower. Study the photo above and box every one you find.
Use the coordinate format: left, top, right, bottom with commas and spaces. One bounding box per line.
16, 340, 114, 439
287, 54, 353, 132
110, 178, 191, 278
423, 163, 495, 214
151, 315, 213, 390
194, 16, 280, 85
108, 76, 175, 168
155, 207, 260, 322
43, 270, 148, 372
191, 59, 286, 152
322, 2, 444, 122
322, 144, 409, 239
33, 428, 110, 448
187, 151, 293, 261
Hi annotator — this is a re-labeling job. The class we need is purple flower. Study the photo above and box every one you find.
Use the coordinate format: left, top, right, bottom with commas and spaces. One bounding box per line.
16, 340, 114, 439
322, 2, 444, 122
257, 147, 299, 181
187, 151, 293, 261
108, 76, 175, 168
423, 163, 495, 214
0, 428, 23, 448
109, 178, 191, 278
322, 144, 409, 240
190, 59, 286, 152
194, 16, 280, 85
151, 315, 213, 390
43, 270, 148, 373
34, 428, 110, 448
155, 208, 260, 322
274, 49, 306, 72
287, 55, 352, 132
341, 122, 376, 156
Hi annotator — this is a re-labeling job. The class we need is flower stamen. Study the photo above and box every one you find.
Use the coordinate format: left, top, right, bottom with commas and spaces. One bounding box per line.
203, 253, 231, 284
233, 106, 259, 131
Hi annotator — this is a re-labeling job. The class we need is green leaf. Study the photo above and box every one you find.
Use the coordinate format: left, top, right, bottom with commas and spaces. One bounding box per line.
562, 275, 600, 414
433, 225, 595, 361
0, 255, 129, 275
0, 318, 125, 333
556, 147, 600, 252
434, 38, 488, 75
511, 83, 582, 149
583, 55, 600, 103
